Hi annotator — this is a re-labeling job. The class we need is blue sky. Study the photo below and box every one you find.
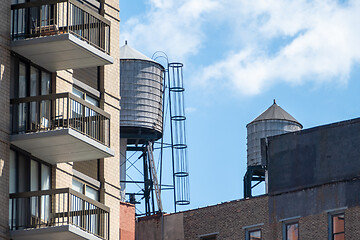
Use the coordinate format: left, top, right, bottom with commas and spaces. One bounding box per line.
119, 0, 360, 214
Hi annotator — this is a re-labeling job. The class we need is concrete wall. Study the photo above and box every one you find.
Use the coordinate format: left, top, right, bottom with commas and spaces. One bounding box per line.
136, 215, 162, 240
136, 213, 185, 240
266, 117, 360, 195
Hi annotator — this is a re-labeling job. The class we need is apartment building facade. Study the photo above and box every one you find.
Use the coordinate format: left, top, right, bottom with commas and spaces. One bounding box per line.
0, 0, 121, 239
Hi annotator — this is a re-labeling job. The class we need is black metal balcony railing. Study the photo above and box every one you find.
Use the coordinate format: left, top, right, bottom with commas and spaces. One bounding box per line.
9, 188, 110, 240
11, 0, 110, 54
11, 93, 110, 147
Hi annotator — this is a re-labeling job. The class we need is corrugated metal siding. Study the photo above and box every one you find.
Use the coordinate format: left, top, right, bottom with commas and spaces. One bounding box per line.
120, 60, 163, 135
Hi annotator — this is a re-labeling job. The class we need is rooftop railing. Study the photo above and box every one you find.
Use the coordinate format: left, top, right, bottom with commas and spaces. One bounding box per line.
9, 188, 110, 240
11, 93, 111, 147
11, 0, 111, 54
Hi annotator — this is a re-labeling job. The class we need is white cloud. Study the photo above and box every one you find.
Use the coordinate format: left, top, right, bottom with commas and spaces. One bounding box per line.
197, 0, 360, 95
122, 0, 360, 95
121, 0, 219, 61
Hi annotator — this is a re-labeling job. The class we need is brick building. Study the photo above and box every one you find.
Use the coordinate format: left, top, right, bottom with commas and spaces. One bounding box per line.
0, 0, 128, 239
136, 118, 360, 240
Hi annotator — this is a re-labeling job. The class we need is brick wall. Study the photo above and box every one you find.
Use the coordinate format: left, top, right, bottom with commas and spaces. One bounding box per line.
73, 160, 98, 180
120, 202, 135, 240
297, 213, 328, 240
102, 0, 121, 239
54, 163, 73, 189
183, 196, 269, 240
0, 0, 11, 238
136, 183, 360, 240
345, 206, 360, 239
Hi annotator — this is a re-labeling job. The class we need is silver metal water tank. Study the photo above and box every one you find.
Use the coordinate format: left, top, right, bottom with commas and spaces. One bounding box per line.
246, 100, 302, 167
120, 43, 164, 143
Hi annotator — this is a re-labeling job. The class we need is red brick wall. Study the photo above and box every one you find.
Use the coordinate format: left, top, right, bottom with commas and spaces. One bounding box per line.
183, 196, 270, 240
120, 202, 135, 240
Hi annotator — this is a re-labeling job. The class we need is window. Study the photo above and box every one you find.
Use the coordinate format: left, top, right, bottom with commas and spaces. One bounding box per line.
330, 214, 344, 240
11, 55, 52, 133
72, 178, 100, 234
9, 148, 51, 194
248, 229, 261, 240
72, 178, 99, 201
244, 224, 263, 240
72, 87, 99, 107
9, 148, 51, 227
285, 222, 299, 240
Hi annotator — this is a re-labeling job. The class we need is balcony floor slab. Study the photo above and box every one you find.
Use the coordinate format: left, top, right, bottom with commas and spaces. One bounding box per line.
10, 225, 103, 240
11, 33, 113, 71
11, 128, 114, 164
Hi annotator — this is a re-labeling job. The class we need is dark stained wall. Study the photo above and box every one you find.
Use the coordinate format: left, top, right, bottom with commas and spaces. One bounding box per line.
266, 118, 360, 195
269, 178, 360, 222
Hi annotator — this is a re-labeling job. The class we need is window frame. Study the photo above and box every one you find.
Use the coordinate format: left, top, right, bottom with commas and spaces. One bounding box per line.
72, 87, 100, 106
11, 53, 52, 100
72, 176, 100, 201
284, 222, 299, 240
11, 53, 53, 133
248, 229, 262, 240
243, 223, 264, 240
198, 232, 218, 240
280, 216, 300, 240
328, 212, 345, 240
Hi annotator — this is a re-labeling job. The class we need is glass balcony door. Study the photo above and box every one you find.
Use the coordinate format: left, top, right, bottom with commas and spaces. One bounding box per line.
72, 179, 100, 235
72, 88, 100, 139
11, 55, 52, 134
9, 149, 51, 230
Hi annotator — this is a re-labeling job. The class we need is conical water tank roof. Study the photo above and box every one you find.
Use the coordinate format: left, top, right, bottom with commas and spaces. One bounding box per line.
247, 100, 302, 128
120, 42, 156, 63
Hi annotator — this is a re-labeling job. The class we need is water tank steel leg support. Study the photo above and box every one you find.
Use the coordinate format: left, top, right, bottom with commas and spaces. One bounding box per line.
243, 165, 266, 198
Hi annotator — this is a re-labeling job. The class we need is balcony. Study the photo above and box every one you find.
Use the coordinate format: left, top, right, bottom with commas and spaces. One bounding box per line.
10, 93, 114, 164
11, 0, 113, 71
9, 188, 109, 240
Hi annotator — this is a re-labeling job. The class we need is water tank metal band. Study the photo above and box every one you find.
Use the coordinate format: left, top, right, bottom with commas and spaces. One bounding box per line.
169, 87, 185, 92
171, 116, 186, 121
